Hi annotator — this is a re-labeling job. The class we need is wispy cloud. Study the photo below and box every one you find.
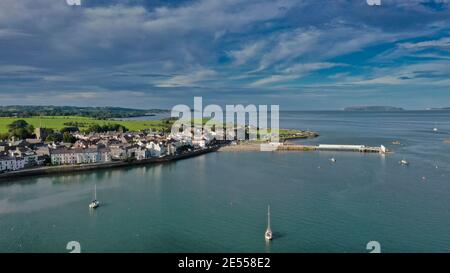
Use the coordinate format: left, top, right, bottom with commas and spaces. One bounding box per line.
0, 0, 449, 109
227, 41, 266, 66
155, 68, 217, 87
250, 62, 344, 87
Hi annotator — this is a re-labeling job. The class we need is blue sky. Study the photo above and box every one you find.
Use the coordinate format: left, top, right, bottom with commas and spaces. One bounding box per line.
0, 0, 449, 110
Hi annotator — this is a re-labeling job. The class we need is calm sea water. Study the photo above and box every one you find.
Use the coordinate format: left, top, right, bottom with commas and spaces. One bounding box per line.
1, 111, 450, 253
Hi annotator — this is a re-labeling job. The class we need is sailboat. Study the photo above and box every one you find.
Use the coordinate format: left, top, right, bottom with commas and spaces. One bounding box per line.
399, 159, 409, 166
264, 205, 273, 241
433, 122, 438, 132
89, 184, 100, 209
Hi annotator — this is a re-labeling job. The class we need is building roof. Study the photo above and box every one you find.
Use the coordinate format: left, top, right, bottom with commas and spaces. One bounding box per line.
50, 148, 99, 155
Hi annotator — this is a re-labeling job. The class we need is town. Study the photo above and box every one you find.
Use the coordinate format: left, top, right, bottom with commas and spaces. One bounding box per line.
0, 118, 320, 176
0, 120, 223, 174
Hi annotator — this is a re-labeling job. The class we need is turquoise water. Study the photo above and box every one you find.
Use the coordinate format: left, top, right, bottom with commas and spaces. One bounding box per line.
1, 111, 450, 252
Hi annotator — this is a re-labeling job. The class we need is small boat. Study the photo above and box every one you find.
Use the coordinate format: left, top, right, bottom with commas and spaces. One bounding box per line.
330, 157, 336, 163
89, 184, 100, 209
433, 128, 438, 132
399, 159, 409, 166
264, 205, 273, 241
392, 141, 401, 145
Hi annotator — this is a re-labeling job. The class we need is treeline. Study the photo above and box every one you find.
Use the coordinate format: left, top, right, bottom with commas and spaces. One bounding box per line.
84, 124, 128, 133
0, 106, 167, 119
0, 120, 129, 142
63, 121, 89, 127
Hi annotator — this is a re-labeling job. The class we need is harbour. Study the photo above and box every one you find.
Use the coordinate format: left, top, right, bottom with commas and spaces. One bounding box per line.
1, 111, 450, 252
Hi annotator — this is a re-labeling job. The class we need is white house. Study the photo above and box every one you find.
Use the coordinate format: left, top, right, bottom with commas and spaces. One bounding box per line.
146, 142, 163, 157
136, 147, 151, 160
0, 156, 25, 172
50, 148, 103, 165
192, 138, 206, 148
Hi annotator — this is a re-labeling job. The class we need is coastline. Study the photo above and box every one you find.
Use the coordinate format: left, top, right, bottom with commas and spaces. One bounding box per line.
0, 145, 220, 181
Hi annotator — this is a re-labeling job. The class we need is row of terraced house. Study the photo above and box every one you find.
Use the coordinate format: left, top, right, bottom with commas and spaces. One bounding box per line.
0, 140, 43, 172
1, 129, 219, 172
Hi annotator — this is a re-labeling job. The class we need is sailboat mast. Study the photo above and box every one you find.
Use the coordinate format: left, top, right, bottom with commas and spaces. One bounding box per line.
94, 184, 97, 200
267, 205, 271, 230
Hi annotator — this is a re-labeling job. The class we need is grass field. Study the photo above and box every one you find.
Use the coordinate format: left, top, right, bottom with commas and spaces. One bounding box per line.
0, 116, 311, 138
0, 116, 169, 134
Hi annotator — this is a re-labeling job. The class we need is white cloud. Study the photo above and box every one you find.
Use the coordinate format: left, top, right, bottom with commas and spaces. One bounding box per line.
0, 28, 31, 39
227, 41, 266, 66
373, 36, 450, 61
401, 37, 450, 49
0, 65, 43, 74
155, 68, 217, 87
339, 61, 450, 86
250, 62, 343, 87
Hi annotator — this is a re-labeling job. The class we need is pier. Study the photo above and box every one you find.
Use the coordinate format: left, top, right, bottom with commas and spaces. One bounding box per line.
219, 142, 390, 153
277, 143, 388, 153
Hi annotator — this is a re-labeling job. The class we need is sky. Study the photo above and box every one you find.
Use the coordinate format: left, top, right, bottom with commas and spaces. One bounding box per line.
0, 0, 449, 110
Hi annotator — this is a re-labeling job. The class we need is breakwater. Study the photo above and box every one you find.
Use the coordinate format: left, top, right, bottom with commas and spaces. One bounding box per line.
219, 143, 389, 153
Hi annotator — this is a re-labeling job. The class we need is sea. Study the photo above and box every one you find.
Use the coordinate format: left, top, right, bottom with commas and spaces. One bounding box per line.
1, 111, 450, 253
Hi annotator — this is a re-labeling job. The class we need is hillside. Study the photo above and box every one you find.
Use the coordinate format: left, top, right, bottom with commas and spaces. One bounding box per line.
0, 105, 168, 119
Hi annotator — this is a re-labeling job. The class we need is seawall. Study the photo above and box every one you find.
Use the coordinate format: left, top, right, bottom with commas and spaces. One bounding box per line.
0, 146, 219, 181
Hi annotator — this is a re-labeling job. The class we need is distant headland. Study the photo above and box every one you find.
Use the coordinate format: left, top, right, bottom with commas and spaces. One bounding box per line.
428, 107, 450, 111
0, 105, 169, 119
344, 106, 405, 112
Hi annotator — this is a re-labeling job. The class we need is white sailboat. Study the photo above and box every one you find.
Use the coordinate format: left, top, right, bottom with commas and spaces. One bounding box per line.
89, 184, 100, 209
399, 159, 409, 166
433, 122, 438, 132
265, 205, 273, 241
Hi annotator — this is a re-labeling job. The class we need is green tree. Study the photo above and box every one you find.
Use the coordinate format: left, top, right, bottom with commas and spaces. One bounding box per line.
0, 132, 9, 140
45, 134, 62, 143
8, 120, 34, 139
85, 123, 128, 133
60, 126, 79, 134
62, 132, 76, 143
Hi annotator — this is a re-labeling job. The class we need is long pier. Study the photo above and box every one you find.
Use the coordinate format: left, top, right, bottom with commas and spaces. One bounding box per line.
276, 143, 388, 153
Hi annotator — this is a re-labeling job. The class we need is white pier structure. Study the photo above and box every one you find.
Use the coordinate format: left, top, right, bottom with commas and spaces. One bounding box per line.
317, 144, 387, 153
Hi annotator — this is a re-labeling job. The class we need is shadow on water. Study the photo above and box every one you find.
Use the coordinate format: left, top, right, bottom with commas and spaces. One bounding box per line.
0, 160, 171, 186
272, 231, 286, 240
264, 232, 286, 253
0, 178, 39, 187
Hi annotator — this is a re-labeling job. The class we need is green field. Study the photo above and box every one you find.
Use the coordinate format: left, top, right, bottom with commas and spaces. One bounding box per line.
0, 116, 313, 139
0, 116, 169, 134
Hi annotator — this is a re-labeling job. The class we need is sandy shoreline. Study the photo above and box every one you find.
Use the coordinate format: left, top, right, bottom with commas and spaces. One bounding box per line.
217, 143, 262, 152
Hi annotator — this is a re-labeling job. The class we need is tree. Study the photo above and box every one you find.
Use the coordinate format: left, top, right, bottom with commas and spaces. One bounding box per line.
45, 134, 62, 143
62, 132, 76, 143
60, 126, 79, 134
0, 132, 9, 140
84, 123, 128, 133
8, 120, 34, 139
